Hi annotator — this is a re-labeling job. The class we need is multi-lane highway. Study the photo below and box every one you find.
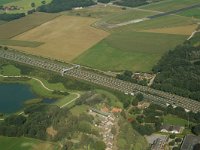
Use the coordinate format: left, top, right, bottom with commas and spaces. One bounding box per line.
1, 49, 200, 112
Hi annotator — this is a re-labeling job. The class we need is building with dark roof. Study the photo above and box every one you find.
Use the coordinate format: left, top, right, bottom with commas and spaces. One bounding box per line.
180, 134, 200, 150
160, 124, 184, 134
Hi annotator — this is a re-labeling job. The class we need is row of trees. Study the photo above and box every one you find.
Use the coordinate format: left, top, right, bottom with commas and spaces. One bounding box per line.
114, 0, 148, 7
0, 13, 25, 21
38, 0, 96, 13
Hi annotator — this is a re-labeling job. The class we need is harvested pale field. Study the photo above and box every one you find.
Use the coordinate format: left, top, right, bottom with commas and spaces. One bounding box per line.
12, 15, 109, 61
0, 12, 58, 39
143, 24, 198, 35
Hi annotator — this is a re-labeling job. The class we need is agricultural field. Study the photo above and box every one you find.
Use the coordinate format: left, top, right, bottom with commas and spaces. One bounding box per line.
3, 0, 52, 14
12, 15, 109, 61
143, 24, 197, 35
73, 31, 187, 72
0, 39, 43, 47
0, 12, 58, 39
178, 7, 200, 19
140, 0, 200, 12
0, 136, 60, 150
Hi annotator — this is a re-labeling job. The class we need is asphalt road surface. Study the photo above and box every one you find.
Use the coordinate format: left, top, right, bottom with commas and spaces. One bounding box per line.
1, 49, 200, 112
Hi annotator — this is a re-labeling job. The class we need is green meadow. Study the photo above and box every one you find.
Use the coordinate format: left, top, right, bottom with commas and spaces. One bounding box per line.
74, 31, 187, 72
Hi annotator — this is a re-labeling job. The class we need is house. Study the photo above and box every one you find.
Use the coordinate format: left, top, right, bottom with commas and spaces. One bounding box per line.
160, 124, 183, 134
180, 134, 200, 150
111, 107, 122, 113
137, 101, 150, 109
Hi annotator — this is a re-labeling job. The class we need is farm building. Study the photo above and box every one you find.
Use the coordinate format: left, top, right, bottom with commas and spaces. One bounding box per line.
160, 124, 184, 134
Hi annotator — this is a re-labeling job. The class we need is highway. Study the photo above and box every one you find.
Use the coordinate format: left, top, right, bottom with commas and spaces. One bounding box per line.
1, 49, 200, 112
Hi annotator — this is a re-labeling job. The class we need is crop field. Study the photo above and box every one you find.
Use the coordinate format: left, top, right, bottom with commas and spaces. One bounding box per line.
140, 0, 200, 12
0, 136, 60, 150
0, 12, 58, 39
143, 24, 198, 35
3, 0, 52, 14
0, 39, 43, 47
73, 31, 187, 72
12, 15, 109, 61
178, 7, 200, 19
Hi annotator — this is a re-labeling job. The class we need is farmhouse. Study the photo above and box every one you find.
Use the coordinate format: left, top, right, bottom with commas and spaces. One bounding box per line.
180, 134, 200, 150
160, 124, 183, 134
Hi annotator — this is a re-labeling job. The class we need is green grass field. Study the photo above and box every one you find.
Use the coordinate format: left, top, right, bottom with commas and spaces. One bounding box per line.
140, 0, 200, 12
114, 15, 198, 32
65, 4, 124, 19
0, 65, 21, 76
100, 9, 158, 24
0, 12, 58, 39
4, 0, 52, 14
73, 31, 187, 72
0, 136, 60, 150
179, 7, 200, 19
0, 39, 43, 47
0, 0, 20, 5
163, 115, 193, 126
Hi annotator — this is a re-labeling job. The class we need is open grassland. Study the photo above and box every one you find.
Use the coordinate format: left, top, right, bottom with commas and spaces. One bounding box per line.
140, 0, 200, 12
0, 0, 20, 5
0, 39, 43, 47
0, 136, 60, 150
163, 115, 194, 126
65, 4, 124, 19
100, 8, 158, 24
114, 15, 199, 32
178, 7, 200, 19
4, 0, 52, 14
12, 15, 109, 61
73, 31, 187, 72
143, 24, 198, 35
0, 12, 58, 39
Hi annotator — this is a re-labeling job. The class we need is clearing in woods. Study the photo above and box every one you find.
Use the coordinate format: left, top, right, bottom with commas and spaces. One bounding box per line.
12, 15, 109, 61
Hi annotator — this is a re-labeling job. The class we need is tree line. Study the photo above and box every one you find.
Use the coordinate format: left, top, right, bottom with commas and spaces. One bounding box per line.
38, 0, 96, 13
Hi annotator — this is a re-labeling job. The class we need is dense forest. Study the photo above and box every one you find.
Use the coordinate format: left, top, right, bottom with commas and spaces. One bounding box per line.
152, 31, 200, 101
38, 0, 96, 13
0, 104, 106, 150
